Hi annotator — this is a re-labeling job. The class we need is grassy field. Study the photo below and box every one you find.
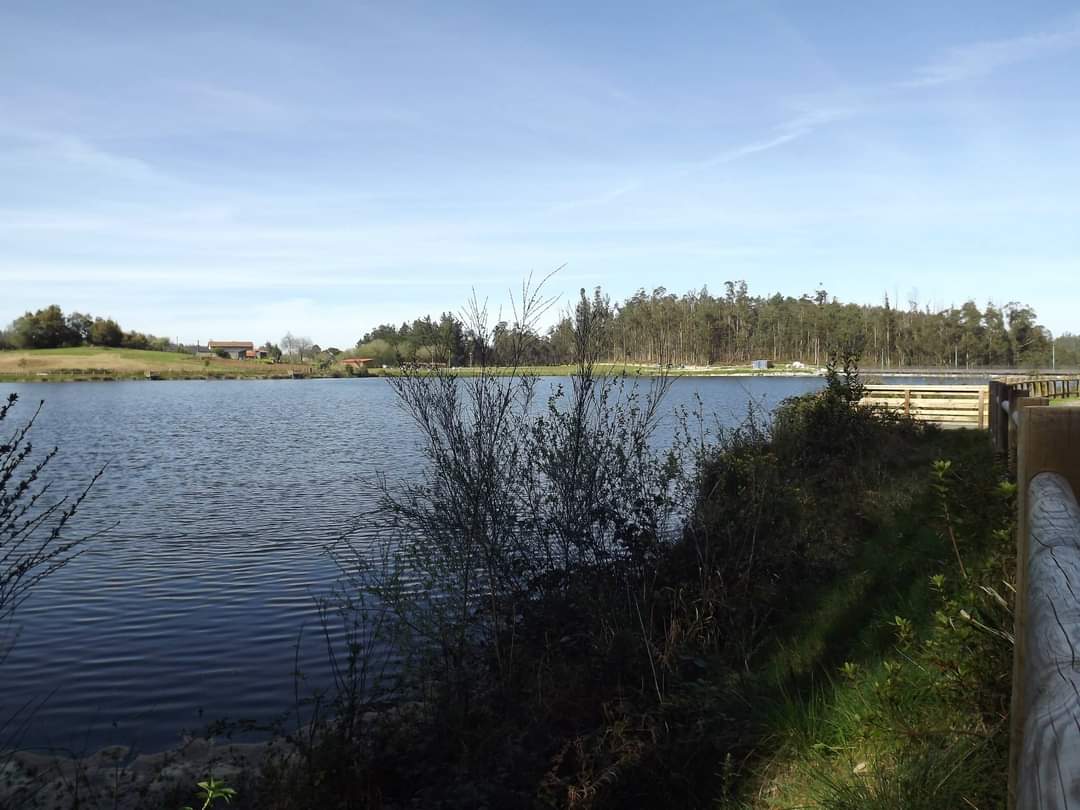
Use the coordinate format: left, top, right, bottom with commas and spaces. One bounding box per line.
0, 350, 824, 382
0, 347, 315, 381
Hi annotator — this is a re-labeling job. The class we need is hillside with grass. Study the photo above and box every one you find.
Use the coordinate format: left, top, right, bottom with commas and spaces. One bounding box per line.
0, 346, 316, 381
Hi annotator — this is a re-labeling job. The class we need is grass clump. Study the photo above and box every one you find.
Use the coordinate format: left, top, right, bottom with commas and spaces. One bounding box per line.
731, 430, 1014, 810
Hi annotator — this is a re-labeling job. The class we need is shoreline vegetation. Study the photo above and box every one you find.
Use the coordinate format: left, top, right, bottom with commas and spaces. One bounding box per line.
0, 283, 1035, 808
0, 361, 1016, 809
0, 346, 1074, 385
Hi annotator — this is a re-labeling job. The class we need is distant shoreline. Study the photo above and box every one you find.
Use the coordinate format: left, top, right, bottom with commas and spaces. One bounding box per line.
1, 347, 1073, 384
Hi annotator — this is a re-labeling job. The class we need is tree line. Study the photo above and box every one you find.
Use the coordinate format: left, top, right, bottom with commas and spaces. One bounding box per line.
354, 282, 1075, 369
6, 285, 1076, 369
0, 305, 174, 352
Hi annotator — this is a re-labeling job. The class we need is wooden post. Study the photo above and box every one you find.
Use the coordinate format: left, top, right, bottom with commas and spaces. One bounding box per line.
990, 382, 999, 446
904, 388, 911, 417
978, 387, 986, 430
994, 383, 1012, 455
1010, 407, 1080, 809
1009, 397, 1050, 476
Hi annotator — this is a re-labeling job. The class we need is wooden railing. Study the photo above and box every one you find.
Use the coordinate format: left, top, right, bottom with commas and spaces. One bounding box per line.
990, 377, 1080, 463
1009, 406, 1080, 808
861, 385, 989, 427
1000, 376, 1080, 400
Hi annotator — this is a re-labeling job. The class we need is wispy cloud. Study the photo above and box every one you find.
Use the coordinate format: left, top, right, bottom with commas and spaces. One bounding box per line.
0, 124, 171, 185
548, 181, 642, 213
902, 13, 1080, 88
546, 106, 852, 216
171, 81, 293, 123
695, 106, 852, 170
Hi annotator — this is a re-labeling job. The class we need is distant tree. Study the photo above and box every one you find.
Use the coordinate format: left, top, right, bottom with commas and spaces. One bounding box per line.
88, 318, 123, 347
280, 332, 314, 362
355, 339, 396, 366
360, 323, 402, 344
1054, 333, 1080, 367
11, 306, 79, 349
66, 312, 94, 344
1007, 303, 1045, 366
983, 303, 1011, 366
121, 331, 150, 350
295, 336, 314, 362
261, 341, 282, 361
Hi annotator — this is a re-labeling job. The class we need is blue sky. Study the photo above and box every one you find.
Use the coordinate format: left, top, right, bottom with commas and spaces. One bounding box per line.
2, 1, 1079, 348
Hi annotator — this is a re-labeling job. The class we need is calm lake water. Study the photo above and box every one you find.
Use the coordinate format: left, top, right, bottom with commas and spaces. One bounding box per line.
4, 375, 839, 752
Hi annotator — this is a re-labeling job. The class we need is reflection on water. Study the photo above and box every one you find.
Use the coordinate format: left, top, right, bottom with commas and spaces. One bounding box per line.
2, 375, 831, 751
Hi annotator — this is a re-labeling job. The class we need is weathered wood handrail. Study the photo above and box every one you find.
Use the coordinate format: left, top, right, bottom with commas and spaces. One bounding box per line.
1009, 407, 1080, 808
991, 376, 1080, 457
1015, 473, 1080, 808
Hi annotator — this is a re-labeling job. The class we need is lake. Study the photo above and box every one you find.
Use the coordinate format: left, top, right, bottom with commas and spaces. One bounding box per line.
3, 375, 831, 753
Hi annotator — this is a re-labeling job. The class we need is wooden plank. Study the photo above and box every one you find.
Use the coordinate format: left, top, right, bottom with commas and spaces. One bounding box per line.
915, 413, 979, 420
863, 399, 982, 410
866, 396, 983, 402
990, 382, 1001, 449
1011, 408, 1080, 808
862, 384, 991, 393
909, 413, 983, 420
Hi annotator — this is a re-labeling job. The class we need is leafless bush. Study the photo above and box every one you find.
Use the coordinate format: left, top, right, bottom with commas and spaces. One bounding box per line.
336, 275, 689, 713
1, 393, 103, 639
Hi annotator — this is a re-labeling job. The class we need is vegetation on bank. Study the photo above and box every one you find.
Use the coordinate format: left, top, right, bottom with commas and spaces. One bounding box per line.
244, 291, 1013, 808
1, 286, 1019, 809
353, 280, 1072, 370
10, 279, 1075, 374
0, 304, 172, 352
0, 347, 819, 383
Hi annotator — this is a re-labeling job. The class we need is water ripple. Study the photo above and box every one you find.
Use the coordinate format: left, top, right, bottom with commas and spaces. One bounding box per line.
1, 375, 822, 751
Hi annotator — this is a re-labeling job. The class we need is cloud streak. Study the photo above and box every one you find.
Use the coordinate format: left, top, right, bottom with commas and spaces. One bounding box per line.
902, 13, 1080, 88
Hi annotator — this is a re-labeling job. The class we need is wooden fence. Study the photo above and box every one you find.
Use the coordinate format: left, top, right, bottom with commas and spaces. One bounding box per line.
1008, 406, 1080, 808
860, 385, 989, 427
857, 376, 1080, 433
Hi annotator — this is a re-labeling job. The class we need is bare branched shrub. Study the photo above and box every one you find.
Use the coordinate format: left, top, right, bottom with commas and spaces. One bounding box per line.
1, 392, 103, 777
336, 276, 689, 716
1, 393, 103, 635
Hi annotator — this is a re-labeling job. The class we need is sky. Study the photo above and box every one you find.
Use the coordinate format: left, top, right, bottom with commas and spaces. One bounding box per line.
2, 1, 1079, 348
